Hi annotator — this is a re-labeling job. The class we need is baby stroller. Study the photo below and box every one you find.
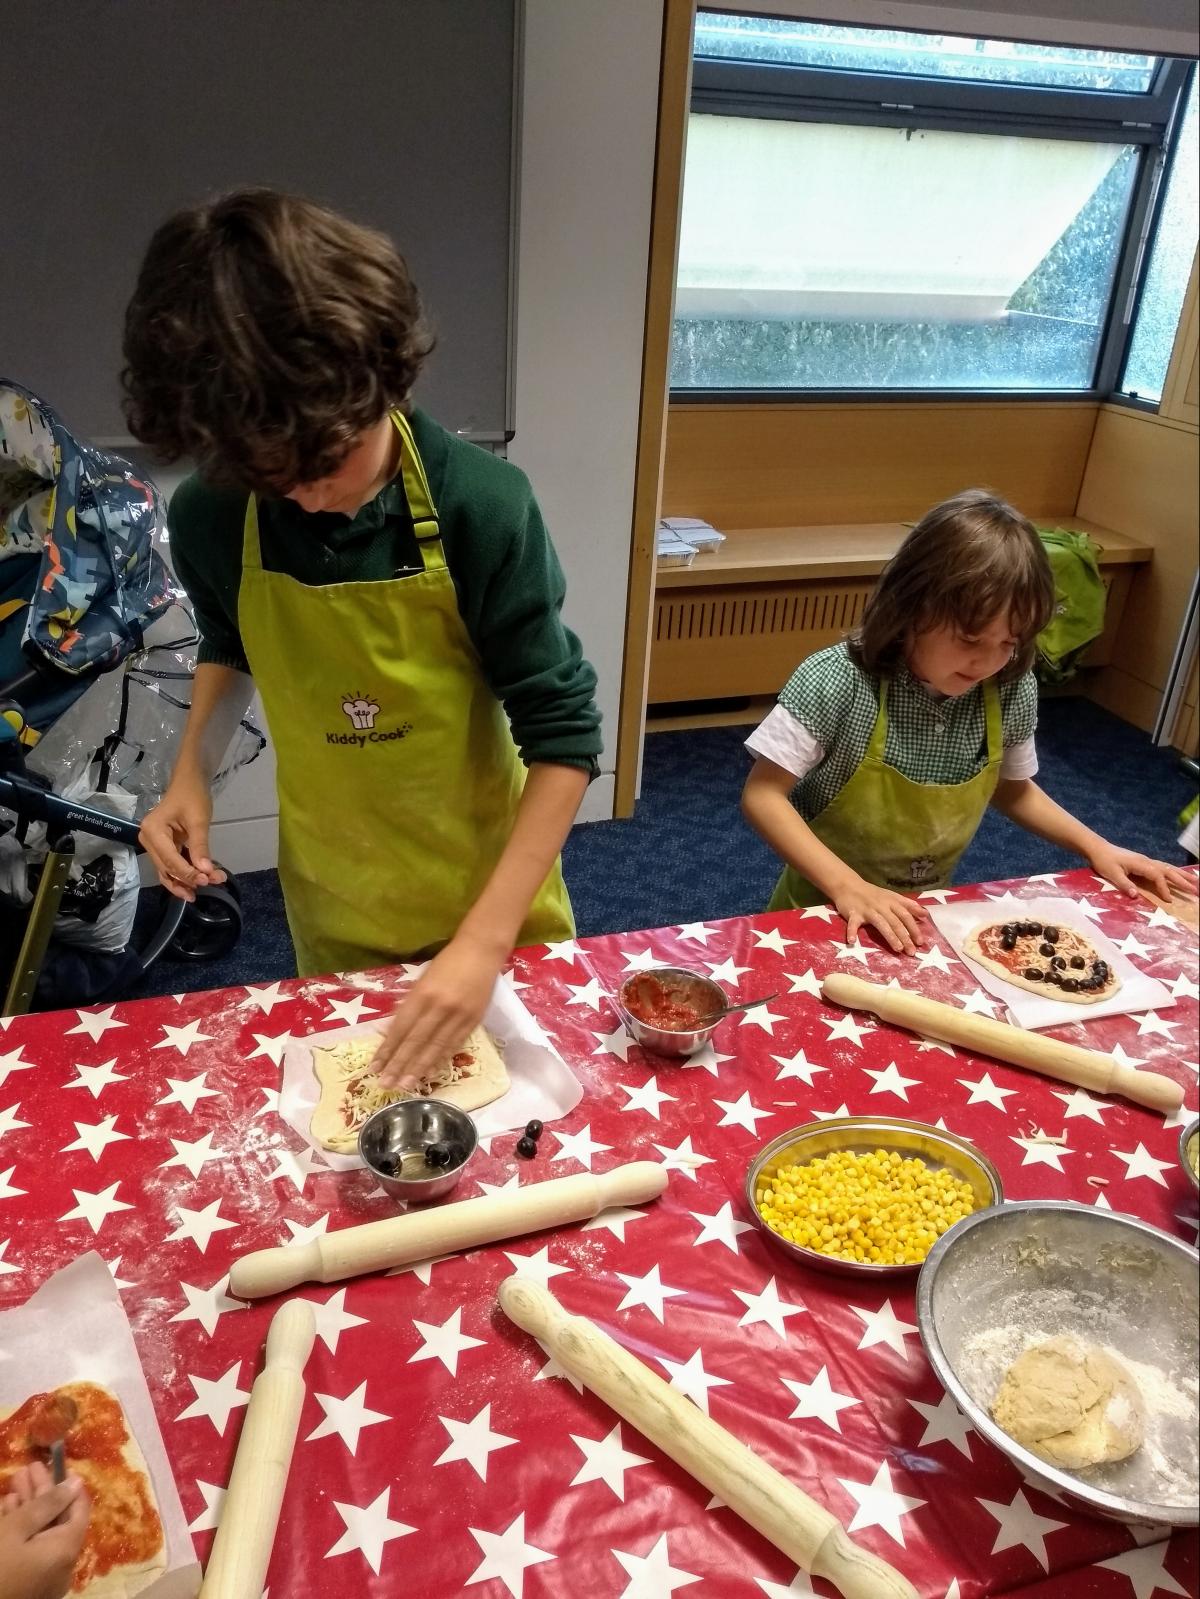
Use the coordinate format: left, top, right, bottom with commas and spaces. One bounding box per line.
0, 381, 262, 1015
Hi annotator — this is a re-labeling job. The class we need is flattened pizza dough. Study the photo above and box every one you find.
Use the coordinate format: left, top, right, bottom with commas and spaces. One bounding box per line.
991, 1336, 1144, 1470
310, 1024, 509, 1153
0, 1382, 166, 1596
965, 917, 1120, 1004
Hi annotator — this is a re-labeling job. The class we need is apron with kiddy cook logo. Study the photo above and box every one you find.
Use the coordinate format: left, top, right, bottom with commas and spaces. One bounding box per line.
238, 410, 574, 977
767, 674, 1003, 910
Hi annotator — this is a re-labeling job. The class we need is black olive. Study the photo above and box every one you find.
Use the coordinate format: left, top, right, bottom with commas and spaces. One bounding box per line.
1062, 978, 1080, 992
1001, 937, 1016, 952
1024, 967, 1044, 981
1051, 955, 1067, 969
524, 1119, 544, 1140
1070, 955, 1086, 969
1094, 961, 1108, 976
1045, 969, 1063, 984
1043, 926, 1059, 941
516, 1136, 538, 1159
424, 1142, 452, 1168
1002, 923, 1017, 938
1039, 943, 1055, 957
1027, 922, 1043, 935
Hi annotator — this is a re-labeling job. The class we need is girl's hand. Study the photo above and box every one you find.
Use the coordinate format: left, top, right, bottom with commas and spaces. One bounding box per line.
832, 876, 929, 955
1087, 844, 1198, 902
371, 933, 506, 1090
0, 1464, 90, 1599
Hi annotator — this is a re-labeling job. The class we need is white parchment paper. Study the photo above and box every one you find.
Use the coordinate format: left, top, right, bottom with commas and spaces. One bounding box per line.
928, 894, 1173, 1030
279, 971, 583, 1171
0, 1252, 201, 1597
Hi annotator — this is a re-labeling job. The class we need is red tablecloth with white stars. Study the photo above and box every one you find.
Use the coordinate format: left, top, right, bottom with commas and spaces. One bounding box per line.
0, 867, 1196, 1599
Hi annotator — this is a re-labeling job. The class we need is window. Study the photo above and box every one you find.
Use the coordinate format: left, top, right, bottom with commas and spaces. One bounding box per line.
672, 15, 1194, 396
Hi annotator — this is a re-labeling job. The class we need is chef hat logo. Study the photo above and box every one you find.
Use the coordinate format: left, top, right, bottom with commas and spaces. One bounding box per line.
341, 692, 381, 731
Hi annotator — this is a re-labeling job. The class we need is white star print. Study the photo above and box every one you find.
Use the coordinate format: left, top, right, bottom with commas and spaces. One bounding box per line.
812, 1102, 854, 1121
1169, 969, 1200, 1001
307, 1381, 389, 1454
714, 1091, 772, 1132
466, 1512, 555, 1595
738, 1003, 786, 1034
909, 1391, 974, 1457
616, 1264, 686, 1322
612, 1533, 699, 1596
568, 1423, 651, 1499
61, 1114, 131, 1162
676, 921, 716, 943
477, 1175, 522, 1197
0, 1103, 30, 1141
409, 1306, 485, 1375
916, 1035, 956, 1055
957, 1072, 1017, 1111
542, 938, 581, 964
65, 1006, 126, 1041
186, 1480, 225, 1534
435, 1403, 517, 1480
161, 1131, 228, 1179
953, 987, 999, 1017
657, 1347, 732, 1414
917, 888, 957, 902
1163, 1097, 1196, 1129
1115, 931, 1152, 959
978, 1488, 1066, 1570
853, 1299, 920, 1359
153, 1019, 213, 1055
689, 1201, 754, 1253
63, 1058, 127, 1098
752, 926, 796, 955
565, 976, 605, 1009
839, 1461, 925, 1545
820, 1012, 873, 1048
619, 1077, 676, 1118
165, 1199, 238, 1253
783, 967, 823, 998
169, 1275, 243, 1337
678, 1042, 734, 1077
157, 1073, 220, 1113
831, 939, 877, 967
865, 1061, 919, 1101
59, 1180, 133, 1233
0, 1166, 25, 1201
387, 1252, 456, 1284
1095, 1540, 1190, 1598
1052, 1087, 1108, 1123
756, 1575, 819, 1597
323, 995, 379, 1028
781, 1366, 859, 1432
502, 1246, 571, 1292
283, 1213, 331, 1247
622, 946, 666, 972
306, 1288, 368, 1354
1136, 1010, 1179, 1039
705, 956, 752, 985
798, 901, 838, 921
581, 1205, 652, 1242
1011, 1133, 1073, 1172
0, 1239, 19, 1276
103, 1255, 133, 1292
239, 981, 289, 1014
551, 1124, 611, 1169
1111, 1041, 1150, 1070
326, 1488, 415, 1575
914, 944, 955, 974
1143, 904, 1184, 932
770, 1048, 828, 1087
177, 1362, 250, 1434
593, 1027, 634, 1062
733, 1275, 805, 1338
1112, 1142, 1175, 1186
532, 1342, 585, 1392
246, 1031, 295, 1067
652, 1135, 713, 1179
267, 1144, 328, 1193
254, 1086, 281, 1118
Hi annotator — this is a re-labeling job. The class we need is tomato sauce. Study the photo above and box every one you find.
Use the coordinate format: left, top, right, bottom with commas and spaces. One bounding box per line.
623, 975, 709, 1031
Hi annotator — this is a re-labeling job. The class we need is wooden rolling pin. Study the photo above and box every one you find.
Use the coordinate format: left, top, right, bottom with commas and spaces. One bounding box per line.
230, 1161, 668, 1299
199, 1299, 315, 1599
822, 972, 1184, 1113
499, 1278, 916, 1599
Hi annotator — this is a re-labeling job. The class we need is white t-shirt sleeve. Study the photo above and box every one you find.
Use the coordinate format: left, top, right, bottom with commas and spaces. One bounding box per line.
1000, 735, 1038, 780
745, 703, 826, 781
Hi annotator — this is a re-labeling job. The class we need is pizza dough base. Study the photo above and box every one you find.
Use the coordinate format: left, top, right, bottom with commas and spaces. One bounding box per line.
0, 1384, 166, 1597
991, 1336, 1144, 1470
964, 924, 1121, 1005
310, 1024, 509, 1153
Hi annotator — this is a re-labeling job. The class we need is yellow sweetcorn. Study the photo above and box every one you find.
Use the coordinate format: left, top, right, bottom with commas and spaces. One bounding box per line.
754, 1147, 978, 1267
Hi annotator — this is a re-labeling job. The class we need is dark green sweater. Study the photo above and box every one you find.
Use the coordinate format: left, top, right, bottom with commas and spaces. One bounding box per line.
168, 409, 602, 776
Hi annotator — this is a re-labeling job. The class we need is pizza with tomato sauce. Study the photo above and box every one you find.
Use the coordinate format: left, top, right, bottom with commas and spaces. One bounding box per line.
0, 1382, 166, 1595
964, 917, 1120, 1003
310, 1024, 509, 1153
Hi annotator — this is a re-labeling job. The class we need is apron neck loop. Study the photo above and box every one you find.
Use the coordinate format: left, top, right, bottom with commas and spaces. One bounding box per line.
391, 410, 446, 575
866, 675, 891, 759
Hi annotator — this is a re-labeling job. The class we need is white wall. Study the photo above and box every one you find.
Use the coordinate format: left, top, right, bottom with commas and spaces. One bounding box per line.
508, 0, 664, 824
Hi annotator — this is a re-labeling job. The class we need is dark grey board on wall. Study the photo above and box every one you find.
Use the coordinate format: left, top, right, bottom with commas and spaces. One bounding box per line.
1, 0, 516, 444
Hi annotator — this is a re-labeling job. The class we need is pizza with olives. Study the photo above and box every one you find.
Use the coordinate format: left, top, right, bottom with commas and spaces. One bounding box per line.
964, 917, 1120, 1003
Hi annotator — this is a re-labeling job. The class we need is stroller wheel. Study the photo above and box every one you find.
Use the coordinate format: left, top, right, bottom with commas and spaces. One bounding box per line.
167, 884, 243, 962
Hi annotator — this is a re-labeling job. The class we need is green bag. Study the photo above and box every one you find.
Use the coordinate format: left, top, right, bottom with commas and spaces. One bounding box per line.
1035, 527, 1107, 686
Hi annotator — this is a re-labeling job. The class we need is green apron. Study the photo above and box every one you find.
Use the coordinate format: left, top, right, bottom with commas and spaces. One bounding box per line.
238, 411, 574, 976
767, 675, 1003, 910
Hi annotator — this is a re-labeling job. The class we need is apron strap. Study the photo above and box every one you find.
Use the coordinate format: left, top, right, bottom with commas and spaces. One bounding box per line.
865, 675, 891, 760
983, 676, 1003, 766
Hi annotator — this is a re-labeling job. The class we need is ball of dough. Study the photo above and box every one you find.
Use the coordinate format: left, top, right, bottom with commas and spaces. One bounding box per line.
991, 1336, 1144, 1470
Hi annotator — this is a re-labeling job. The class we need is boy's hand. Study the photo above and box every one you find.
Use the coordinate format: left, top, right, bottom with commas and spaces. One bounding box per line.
0, 1464, 90, 1599
371, 932, 506, 1090
832, 876, 929, 955
139, 772, 226, 903
1086, 844, 1197, 902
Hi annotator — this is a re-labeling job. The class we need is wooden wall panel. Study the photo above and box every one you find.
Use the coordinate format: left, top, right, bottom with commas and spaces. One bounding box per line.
661, 401, 1098, 527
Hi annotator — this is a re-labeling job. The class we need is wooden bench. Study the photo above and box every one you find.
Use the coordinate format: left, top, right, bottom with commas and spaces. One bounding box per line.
648, 516, 1152, 707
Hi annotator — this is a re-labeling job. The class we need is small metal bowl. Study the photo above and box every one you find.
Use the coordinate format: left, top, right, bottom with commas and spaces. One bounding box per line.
1179, 1115, 1200, 1193
358, 1098, 477, 1203
745, 1116, 1002, 1277
616, 966, 728, 1057
917, 1201, 1199, 1525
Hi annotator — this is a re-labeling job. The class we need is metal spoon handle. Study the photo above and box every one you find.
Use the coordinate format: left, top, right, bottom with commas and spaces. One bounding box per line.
699, 991, 779, 1023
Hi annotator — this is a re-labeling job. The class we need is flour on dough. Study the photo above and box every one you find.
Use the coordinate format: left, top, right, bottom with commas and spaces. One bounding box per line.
991, 1335, 1144, 1470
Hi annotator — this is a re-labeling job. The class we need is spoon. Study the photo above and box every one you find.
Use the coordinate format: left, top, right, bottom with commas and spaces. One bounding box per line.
28, 1393, 78, 1484
693, 991, 780, 1024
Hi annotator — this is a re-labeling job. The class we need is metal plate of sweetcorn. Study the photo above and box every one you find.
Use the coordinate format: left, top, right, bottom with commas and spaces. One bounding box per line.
745, 1115, 1004, 1279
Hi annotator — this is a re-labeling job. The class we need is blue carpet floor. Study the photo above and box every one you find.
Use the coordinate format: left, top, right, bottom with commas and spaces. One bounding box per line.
123, 696, 1195, 999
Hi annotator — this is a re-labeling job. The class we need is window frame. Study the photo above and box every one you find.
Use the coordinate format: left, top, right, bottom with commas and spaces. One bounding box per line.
672, 35, 1195, 405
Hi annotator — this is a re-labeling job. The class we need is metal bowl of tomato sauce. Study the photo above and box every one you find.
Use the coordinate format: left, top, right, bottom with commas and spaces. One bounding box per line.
616, 966, 728, 1057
